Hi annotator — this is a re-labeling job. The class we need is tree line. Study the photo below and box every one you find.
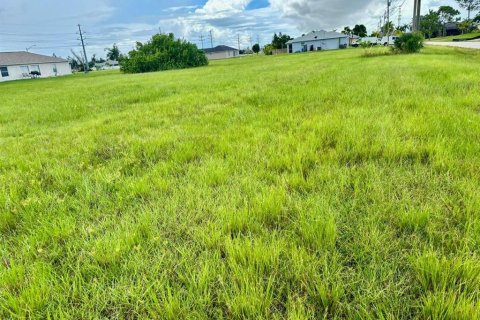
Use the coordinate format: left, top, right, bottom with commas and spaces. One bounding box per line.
341, 0, 479, 40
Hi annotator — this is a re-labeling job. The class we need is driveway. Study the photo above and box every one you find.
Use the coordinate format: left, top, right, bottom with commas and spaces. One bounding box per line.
426, 41, 480, 49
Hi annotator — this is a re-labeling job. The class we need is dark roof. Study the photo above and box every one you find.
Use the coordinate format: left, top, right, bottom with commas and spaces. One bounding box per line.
445, 22, 459, 30
203, 45, 239, 54
0, 51, 68, 66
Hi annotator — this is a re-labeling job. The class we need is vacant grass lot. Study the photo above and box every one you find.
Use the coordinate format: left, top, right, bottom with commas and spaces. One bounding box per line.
1, 46, 480, 319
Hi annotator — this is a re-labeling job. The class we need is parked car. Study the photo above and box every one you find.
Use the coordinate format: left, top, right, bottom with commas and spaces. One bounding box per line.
361, 37, 382, 46
380, 36, 399, 46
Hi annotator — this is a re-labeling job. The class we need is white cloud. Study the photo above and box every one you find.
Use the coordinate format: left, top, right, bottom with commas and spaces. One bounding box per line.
268, 0, 468, 32
196, 0, 253, 16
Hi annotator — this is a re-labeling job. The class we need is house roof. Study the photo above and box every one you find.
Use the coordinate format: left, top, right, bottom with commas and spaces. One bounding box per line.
287, 30, 348, 44
203, 45, 238, 54
445, 22, 459, 30
0, 51, 68, 66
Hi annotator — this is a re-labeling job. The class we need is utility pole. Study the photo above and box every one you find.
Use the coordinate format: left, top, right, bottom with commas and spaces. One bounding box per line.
398, 5, 402, 29
382, 12, 386, 36
209, 30, 213, 48
417, 0, 421, 31
386, 0, 391, 43
413, 0, 421, 32
200, 34, 205, 49
77, 24, 89, 73
237, 34, 241, 52
413, 0, 417, 31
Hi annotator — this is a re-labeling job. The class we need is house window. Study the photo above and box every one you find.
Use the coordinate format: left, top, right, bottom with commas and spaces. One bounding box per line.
0, 66, 9, 77
20, 65, 30, 75
30, 65, 40, 74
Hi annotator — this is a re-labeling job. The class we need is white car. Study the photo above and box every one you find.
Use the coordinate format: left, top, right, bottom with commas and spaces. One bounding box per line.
358, 37, 382, 46
380, 36, 399, 46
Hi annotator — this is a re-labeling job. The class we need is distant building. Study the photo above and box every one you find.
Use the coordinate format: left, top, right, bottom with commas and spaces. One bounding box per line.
106, 60, 119, 68
444, 22, 460, 36
349, 34, 360, 46
0, 51, 72, 82
95, 60, 120, 70
287, 31, 349, 53
203, 45, 240, 60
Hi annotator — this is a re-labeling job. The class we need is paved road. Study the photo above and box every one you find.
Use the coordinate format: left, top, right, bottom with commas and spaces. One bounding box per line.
426, 41, 480, 49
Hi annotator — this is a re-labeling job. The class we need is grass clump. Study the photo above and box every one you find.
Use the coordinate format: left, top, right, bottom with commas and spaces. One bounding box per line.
1, 46, 480, 318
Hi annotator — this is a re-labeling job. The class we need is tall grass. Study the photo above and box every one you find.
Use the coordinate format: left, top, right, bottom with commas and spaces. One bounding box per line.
1, 46, 480, 318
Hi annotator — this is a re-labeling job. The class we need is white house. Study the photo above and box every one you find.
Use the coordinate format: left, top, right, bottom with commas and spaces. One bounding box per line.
287, 31, 349, 53
0, 51, 72, 82
203, 45, 240, 60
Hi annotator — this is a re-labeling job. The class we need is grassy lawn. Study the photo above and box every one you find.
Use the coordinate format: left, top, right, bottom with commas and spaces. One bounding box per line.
430, 30, 480, 42
1, 46, 480, 319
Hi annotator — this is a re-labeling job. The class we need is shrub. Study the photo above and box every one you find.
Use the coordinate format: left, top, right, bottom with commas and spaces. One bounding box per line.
393, 33, 424, 53
262, 44, 273, 55
120, 33, 208, 73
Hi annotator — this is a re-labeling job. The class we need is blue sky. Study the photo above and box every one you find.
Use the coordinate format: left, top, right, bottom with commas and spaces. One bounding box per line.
0, 0, 468, 59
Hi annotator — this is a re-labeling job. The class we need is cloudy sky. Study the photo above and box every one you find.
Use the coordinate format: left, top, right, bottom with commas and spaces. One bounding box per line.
0, 0, 467, 59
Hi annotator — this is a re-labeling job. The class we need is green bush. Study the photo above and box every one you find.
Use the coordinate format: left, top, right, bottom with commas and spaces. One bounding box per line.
393, 33, 424, 53
262, 44, 273, 55
120, 33, 208, 73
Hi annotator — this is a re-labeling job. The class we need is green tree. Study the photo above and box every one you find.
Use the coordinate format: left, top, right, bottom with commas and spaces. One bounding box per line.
438, 6, 461, 36
459, 19, 473, 33
353, 24, 368, 37
455, 0, 480, 20
382, 21, 395, 35
271, 33, 292, 49
262, 44, 273, 55
89, 54, 97, 69
252, 43, 260, 54
119, 33, 208, 73
396, 24, 410, 34
342, 26, 352, 35
67, 56, 81, 71
105, 44, 121, 61
420, 10, 441, 39
473, 13, 480, 22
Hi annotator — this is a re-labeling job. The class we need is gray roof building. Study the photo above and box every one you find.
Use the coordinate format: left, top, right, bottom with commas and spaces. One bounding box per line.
287, 30, 347, 44
0, 51, 72, 82
203, 45, 239, 54
0, 51, 68, 66
202, 45, 239, 60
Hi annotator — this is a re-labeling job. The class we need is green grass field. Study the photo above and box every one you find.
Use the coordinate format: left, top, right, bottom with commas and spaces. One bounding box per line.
430, 30, 480, 42
1, 46, 480, 319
